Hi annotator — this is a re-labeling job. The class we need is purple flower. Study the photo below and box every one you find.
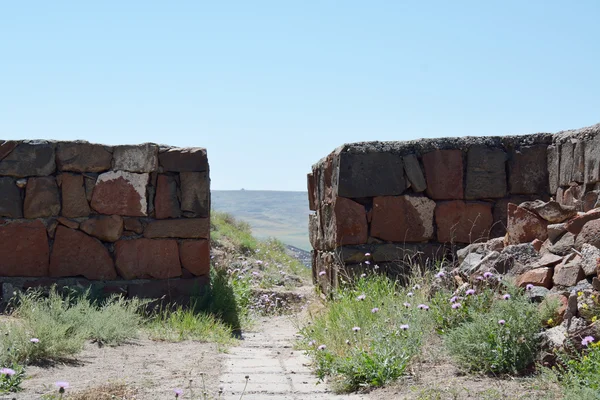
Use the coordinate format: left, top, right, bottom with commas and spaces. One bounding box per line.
55, 382, 69, 393
308, 340, 316, 346
345, 339, 351, 345
498, 319, 506, 325
352, 326, 361, 333
256, 260, 263, 265
403, 302, 411, 308
476, 276, 484, 281
582, 336, 595, 347
465, 289, 475, 296
503, 294, 511, 300
30, 338, 40, 343
400, 324, 409, 331
0, 368, 15, 376
526, 284, 534, 291
174, 388, 183, 397
452, 303, 462, 309
450, 296, 458, 303
357, 294, 366, 301
364, 260, 371, 265
413, 284, 421, 290
417, 304, 429, 311
318, 271, 326, 276
317, 344, 326, 351
371, 307, 379, 313
407, 292, 414, 297
483, 272, 493, 279
364, 252, 371, 257
435, 271, 445, 278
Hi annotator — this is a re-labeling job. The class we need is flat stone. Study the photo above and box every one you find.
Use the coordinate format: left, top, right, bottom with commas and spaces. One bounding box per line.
123, 218, 143, 234
423, 149, 463, 200
80, 215, 124, 242
56, 217, 79, 230
402, 154, 426, 192
547, 144, 560, 195
435, 200, 493, 243
158, 147, 208, 172
565, 209, 600, 235
547, 232, 576, 256
112, 143, 158, 173
572, 141, 585, 183
508, 145, 549, 195
325, 197, 368, 246
517, 267, 554, 289
458, 252, 485, 274
520, 200, 577, 223
179, 240, 210, 276
0, 140, 18, 161
527, 286, 550, 301
506, 203, 548, 245
580, 244, 600, 276
562, 184, 584, 209
0, 177, 23, 218
559, 140, 575, 186
465, 145, 507, 199
530, 253, 564, 269
127, 276, 209, 302
115, 238, 182, 279
180, 171, 210, 218
144, 218, 210, 239
491, 195, 537, 238
337, 151, 406, 197
49, 226, 116, 280
154, 174, 181, 219
24, 177, 61, 218
548, 223, 567, 241
90, 171, 149, 216
370, 195, 435, 242
553, 254, 585, 287
0, 142, 55, 177
59, 173, 91, 218
583, 191, 599, 212
575, 219, 600, 249
56, 142, 112, 172
0, 220, 49, 276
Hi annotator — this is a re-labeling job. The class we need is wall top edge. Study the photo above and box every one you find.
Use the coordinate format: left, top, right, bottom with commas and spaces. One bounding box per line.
0, 140, 207, 153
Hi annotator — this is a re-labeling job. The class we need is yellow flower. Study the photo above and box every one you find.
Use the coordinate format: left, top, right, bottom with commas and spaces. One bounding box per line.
582, 304, 589, 309
547, 318, 554, 325
593, 316, 598, 323
578, 291, 584, 297
592, 295, 596, 299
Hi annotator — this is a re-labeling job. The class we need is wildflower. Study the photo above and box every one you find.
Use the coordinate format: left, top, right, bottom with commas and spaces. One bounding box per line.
174, 388, 183, 398
318, 271, 326, 276
451, 303, 462, 309
476, 276, 484, 281
526, 284, 534, 291
357, 294, 366, 301
582, 303, 589, 309
30, 338, 40, 343
308, 340, 316, 346
0, 368, 15, 376
578, 291, 584, 297
317, 344, 326, 351
450, 296, 458, 303
483, 272, 493, 279
592, 316, 598, 323
365, 260, 371, 265
374, 264, 380, 270
364, 252, 371, 257
502, 294, 511, 300
465, 289, 475, 296
55, 382, 69, 393
403, 302, 411, 308
498, 319, 506, 325
435, 271, 445, 278
400, 324, 409, 331
345, 339, 351, 345
582, 336, 595, 347
413, 284, 421, 290
352, 326, 361, 333
547, 318, 554, 325
417, 304, 429, 311
371, 307, 379, 313
360, 273, 366, 278
256, 260, 263, 265
407, 292, 414, 297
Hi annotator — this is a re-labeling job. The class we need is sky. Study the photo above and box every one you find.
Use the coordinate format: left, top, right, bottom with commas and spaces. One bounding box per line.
1, 1, 599, 191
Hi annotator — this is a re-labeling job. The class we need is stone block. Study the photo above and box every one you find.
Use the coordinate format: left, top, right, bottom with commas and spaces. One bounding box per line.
465, 145, 507, 199
0, 177, 23, 218
547, 144, 560, 195
490, 195, 536, 238
113, 143, 158, 173
59, 173, 90, 218
402, 154, 426, 192
572, 141, 585, 183
128, 276, 209, 301
546, 232, 575, 256
115, 238, 182, 279
144, 218, 209, 239
519, 200, 577, 223
516, 267, 553, 289
580, 243, 600, 276
0, 141, 18, 161
563, 184, 584, 209
154, 174, 181, 219
24, 177, 60, 218
584, 134, 600, 185
435, 200, 493, 243
371, 195, 435, 242
80, 215, 124, 242
0, 220, 49, 277
159, 148, 208, 172
566, 209, 600, 235
179, 240, 210, 276
0, 142, 55, 177
308, 213, 322, 250
180, 171, 209, 218
84, 175, 96, 202
56, 217, 79, 230
49, 226, 117, 280
547, 223, 567, 242
337, 151, 406, 198
90, 171, 149, 216
583, 191, 599, 212
307, 173, 317, 211
423, 149, 463, 200
509, 144, 549, 195
326, 197, 368, 246
575, 219, 600, 249
559, 140, 575, 186
56, 142, 112, 172
124, 218, 143, 234
506, 203, 548, 245
553, 254, 585, 287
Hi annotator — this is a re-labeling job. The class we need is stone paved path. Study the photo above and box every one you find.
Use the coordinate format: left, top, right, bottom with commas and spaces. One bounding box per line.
219, 316, 369, 400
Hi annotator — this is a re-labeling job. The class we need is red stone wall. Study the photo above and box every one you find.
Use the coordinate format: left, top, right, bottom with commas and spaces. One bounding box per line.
308, 124, 600, 292
0, 140, 210, 301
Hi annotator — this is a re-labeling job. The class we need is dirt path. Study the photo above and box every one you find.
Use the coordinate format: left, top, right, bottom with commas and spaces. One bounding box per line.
218, 315, 369, 400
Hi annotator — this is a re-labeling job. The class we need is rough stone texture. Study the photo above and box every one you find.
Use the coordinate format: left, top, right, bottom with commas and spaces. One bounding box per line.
562, 184, 584, 209
553, 254, 585, 287
144, 218, 210, 239
370, 195, 435, 242
575, 219, 600, 249
465, 145, 507, 199
517, 268, 553, 289
546, 232, 576, 256
423, 149, 463, 200
56, 217, 79, 230
548, 223, 567, 242
159, 148, 208, 172
326, 197, 368, 246
583, 191, 599, 212
580, 243, 600, 276
56, 142, 112, 172
506, 203, 548, 245
490, 195, 537, 238
113, 143, 158, 173
180, 172, 210, 218
179, 240, 210, 276
115, 239, 182, 279
509, 145, 549, 195
80, 215, 124, 242
435, 200, 493, 243
0, 141, 18, 161
559, 140, 575, 186
584, 134, 600, 185
24, 177, 61, 218
565, 209, 600, 235
547, 144, 560, 195
308, 213, 323, 251
84, 175, 96, 202
124, 218, 144, 234
402, 154, 426, 192
337, 151, 406, 198
572, 140, 586, 183
59, 173, 91, 218
530, 253, 563, 269
0, 142, 55, 177
0, 220, 49, 277
49, 226, 116, 280
520, 200, 577, 223
307, 173, 317, 211
0, 177, 23, 218
154, 174, 181, 219
91, 171, 149, 216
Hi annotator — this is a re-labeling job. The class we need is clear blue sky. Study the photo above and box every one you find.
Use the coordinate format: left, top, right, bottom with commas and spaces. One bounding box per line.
1, 1, 599, 191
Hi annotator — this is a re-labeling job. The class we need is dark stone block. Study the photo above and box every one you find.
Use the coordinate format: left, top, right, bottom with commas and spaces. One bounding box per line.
337, 151, 406, 198
465, 145, 507, 199
0, 177, 23, 218
509, 144, 549, 195
0, 142, 55, 177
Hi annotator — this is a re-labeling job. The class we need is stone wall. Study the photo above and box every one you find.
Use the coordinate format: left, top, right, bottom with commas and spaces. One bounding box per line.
0, 140, 210, 301
307, 123, 600, 291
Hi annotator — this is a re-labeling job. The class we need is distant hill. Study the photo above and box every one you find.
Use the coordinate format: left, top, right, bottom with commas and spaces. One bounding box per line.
211, 190, 311, 251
